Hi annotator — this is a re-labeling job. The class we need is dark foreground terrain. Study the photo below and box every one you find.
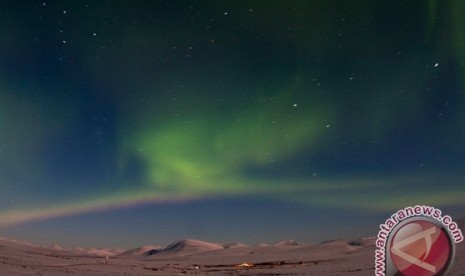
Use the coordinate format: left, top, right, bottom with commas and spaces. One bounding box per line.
1, 219, 464, 275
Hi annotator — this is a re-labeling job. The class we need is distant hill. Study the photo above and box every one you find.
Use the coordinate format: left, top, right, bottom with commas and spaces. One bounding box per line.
155, 239, 223, 256
118, 245, 162, 257
274, 239, 300, 246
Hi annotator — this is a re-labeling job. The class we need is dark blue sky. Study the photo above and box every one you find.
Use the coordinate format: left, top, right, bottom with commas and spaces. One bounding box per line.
0, 1, 464, 248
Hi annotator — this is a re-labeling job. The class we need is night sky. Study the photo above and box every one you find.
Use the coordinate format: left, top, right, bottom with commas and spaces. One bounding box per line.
1, 1, 465, 248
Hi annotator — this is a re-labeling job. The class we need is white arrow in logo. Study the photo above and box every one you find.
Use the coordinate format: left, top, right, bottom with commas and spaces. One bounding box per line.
391, 226, 437, 273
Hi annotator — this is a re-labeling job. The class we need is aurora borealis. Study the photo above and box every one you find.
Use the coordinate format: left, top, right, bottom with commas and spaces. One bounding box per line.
1, 1, 465, 247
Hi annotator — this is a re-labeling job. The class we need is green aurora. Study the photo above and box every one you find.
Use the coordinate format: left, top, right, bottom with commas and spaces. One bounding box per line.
0, 1, 464, 244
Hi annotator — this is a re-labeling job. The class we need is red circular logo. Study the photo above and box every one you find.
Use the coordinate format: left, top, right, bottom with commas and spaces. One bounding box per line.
389, 219, 453, 276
